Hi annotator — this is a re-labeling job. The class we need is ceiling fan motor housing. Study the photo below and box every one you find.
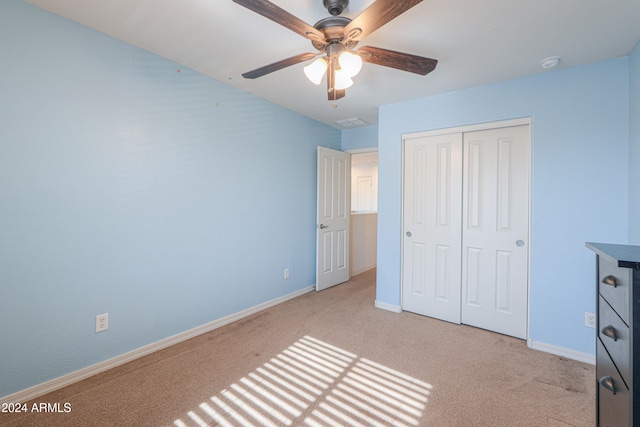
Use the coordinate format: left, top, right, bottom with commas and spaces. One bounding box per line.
312, 16, 354, 50
323, 0, 348, 16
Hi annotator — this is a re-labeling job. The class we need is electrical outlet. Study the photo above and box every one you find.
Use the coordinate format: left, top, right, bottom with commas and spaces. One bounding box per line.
96, 313, 109, 333
284, 268, 290, 279
585, 312, 596, 328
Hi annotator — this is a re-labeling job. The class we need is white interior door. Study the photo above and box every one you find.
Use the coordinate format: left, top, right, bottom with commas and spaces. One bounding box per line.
316, 147, 351, 291
402, 133, 463, 323
461, 125, 530, 339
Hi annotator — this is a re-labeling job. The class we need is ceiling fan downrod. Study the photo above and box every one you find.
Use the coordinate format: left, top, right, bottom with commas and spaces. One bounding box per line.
323, 0, 348, 16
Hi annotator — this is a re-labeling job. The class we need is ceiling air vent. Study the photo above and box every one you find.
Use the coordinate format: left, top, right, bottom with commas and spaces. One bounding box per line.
336, 117, 367, 128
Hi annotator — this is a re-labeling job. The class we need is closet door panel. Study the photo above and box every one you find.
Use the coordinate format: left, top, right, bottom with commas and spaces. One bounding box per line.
461, 125, 529, 339
402, 133, 463, 323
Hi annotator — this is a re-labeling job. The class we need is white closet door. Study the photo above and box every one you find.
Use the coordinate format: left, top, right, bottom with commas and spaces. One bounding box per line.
461, 125, 530, 339
402, 133, 463, 323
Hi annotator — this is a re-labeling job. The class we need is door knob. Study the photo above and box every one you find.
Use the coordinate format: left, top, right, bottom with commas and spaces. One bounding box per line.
406, 231, 412, 237
319, 224, 328, 229
516, 240, 525, 247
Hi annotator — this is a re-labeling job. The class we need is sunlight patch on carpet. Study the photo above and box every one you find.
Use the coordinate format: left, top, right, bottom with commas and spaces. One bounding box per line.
173, 335, 432, 426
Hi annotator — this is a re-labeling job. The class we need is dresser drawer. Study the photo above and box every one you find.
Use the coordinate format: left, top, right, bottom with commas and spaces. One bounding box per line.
597, 340, 630, 427
599, 256, 631, 325
598, 295, 630, 386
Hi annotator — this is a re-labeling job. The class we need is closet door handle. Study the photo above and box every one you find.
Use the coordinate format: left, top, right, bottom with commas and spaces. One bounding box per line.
601, 325, 617, 341
319, 224, 329, 229
602, 275, 618, 287
599, 375, 616, 394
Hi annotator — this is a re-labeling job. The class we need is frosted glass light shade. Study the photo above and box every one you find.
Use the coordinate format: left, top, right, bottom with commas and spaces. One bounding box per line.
338, 51, 363, 78
334, 69, 354, 90
304, 58, 327, 85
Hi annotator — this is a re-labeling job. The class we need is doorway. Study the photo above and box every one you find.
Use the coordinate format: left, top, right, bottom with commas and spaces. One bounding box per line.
350, 150, 378, 276
316, 148, 379, 291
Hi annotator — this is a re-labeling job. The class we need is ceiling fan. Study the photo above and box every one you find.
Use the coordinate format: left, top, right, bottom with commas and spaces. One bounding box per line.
232, 0, 438, 100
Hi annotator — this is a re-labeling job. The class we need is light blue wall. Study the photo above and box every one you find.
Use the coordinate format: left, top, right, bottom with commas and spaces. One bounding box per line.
630, 40, 640, 244
0, 0, 340, 397
342, 125, 378, 151
377, 59, 629, 355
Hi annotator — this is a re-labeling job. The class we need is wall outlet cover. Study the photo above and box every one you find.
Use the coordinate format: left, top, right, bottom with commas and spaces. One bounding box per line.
584, 312, 596, 328
96, 313, 109, 333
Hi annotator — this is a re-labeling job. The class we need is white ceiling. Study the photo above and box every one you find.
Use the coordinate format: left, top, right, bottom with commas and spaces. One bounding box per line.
25, 0, 640, 129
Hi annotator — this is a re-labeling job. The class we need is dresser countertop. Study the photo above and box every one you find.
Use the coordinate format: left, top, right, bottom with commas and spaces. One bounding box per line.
586, 242, 640, 269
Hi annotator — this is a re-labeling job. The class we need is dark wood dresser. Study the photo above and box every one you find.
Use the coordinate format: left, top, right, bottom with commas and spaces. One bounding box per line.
586, 242, 640, 427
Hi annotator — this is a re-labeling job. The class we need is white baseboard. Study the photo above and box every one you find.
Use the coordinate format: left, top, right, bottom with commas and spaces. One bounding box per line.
2, 285, 315, 403
374, 300, 402, 313
527, 339, 595, 365
351, 265, 376, 276
369, 302, 595, 365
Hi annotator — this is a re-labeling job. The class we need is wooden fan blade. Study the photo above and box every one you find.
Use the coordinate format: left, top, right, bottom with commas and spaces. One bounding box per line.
242, 52, 317, 79
344, 0, 423, 42
358, 46, 437, 75
233, 0, 325, 44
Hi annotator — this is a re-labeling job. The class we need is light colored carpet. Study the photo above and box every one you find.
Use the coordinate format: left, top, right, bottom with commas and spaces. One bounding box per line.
1, 268, 594, 426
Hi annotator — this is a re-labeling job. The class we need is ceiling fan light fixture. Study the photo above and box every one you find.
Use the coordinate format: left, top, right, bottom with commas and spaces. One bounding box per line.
235, 0, 437, 101
338, 50, 363, 77
334, 69, 354, 90
304, 57, 328, 85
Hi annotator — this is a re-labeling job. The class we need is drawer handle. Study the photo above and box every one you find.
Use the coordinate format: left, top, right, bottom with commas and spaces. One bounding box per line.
601, 325, 618, 341
602, 275, 618, 287
599, 375, 616, 394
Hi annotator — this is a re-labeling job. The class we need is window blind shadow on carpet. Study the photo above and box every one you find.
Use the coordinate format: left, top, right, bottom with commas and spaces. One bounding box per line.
173, 335, 433, 427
